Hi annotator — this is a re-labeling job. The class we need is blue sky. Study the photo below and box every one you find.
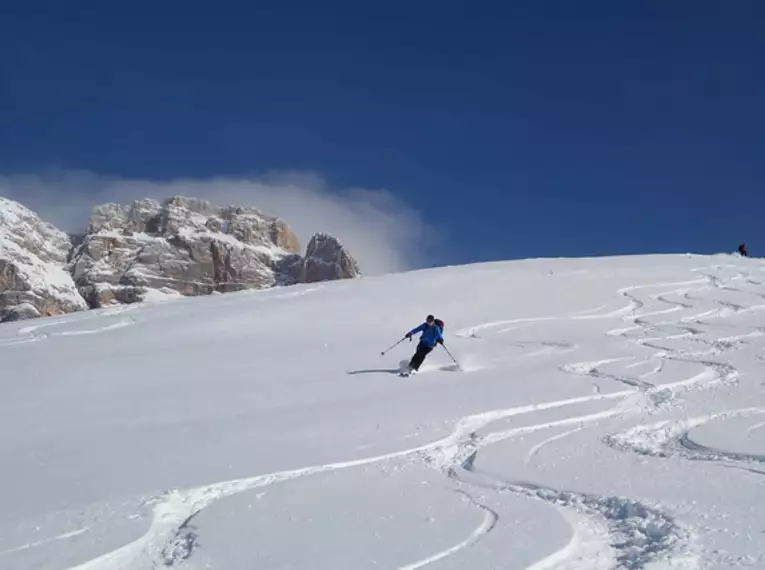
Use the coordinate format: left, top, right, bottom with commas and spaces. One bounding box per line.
1, 1, 763, 271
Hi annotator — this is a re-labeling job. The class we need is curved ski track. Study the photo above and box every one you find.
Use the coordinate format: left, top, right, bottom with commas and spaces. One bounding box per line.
0, 304, 139, 347
57, 266, 765, 570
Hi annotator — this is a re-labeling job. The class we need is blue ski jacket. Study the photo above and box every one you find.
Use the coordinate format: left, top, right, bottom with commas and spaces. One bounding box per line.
407, 322, 444, 347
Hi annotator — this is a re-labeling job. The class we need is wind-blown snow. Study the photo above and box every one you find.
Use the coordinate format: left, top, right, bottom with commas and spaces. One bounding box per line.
1, 253, 765, 569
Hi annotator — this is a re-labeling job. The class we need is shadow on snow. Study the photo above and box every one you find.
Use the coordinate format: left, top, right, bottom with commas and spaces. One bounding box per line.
347, 368, 402, 375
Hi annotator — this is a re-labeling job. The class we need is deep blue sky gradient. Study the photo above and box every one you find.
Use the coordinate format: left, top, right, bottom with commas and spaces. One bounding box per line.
1, 1, 763, 266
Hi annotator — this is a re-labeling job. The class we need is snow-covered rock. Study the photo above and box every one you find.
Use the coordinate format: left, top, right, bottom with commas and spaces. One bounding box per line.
0, 198, 88, 322
0, 302, 41, 322
0, 194, 361, 321
69, 196, 360, 308
301, 233, 361, 283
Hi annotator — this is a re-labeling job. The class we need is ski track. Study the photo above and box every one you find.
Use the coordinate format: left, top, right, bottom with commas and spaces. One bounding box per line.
1, 305, 140, 346
396, 490, 498, 570
525, 427, 585, 465
449, 463, 697, 570
599, 271, 760, 469
459, 271, 759, 568
523, 506, 614, 570
560, 358, 653, 391
54, 319, 135, 336
58, 268, 765, 570
604, 407, 765, 467
65, 387, 656, 570
0, 528, 89, 556
745, 420, 765, 437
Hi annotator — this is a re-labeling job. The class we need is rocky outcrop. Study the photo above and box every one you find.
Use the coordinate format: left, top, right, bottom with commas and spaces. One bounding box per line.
301, 233, 362, 283
1, 302, 41, 322
0, 195, 361, 321
0, 198, 89, 322
68, 196, 360, 308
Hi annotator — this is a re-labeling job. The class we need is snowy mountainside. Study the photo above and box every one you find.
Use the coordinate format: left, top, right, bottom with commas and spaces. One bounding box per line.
1, 253, 765, 569
0, 197, 88, 321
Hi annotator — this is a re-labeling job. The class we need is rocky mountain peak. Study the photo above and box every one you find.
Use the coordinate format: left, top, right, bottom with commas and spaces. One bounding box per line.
0, 194, 361, 322
302, 233, 361, 283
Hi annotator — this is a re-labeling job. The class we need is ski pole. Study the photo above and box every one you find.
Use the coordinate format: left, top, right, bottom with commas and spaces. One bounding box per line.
441, 343, 461, 369
381, 337, 406, 356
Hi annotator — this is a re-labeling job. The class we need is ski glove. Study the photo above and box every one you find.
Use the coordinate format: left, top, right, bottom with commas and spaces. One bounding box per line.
405, 332, 412, 338
437, 338, 444, 345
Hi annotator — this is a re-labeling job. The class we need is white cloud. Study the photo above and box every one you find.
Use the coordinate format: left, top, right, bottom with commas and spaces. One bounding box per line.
0, 170, 437, 275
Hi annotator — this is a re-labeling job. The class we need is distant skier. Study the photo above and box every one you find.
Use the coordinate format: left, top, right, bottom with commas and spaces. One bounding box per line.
738, 243, 749, 257
404, 314, 444, 374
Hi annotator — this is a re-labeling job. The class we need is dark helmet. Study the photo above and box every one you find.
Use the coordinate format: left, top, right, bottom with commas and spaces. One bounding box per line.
426, 314, 435, 322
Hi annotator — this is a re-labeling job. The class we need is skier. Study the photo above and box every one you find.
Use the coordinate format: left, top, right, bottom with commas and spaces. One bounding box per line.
403, 314, 444, 374
738, 243, 749, 257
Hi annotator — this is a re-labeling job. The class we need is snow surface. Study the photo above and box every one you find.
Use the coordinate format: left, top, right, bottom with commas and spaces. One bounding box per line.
2, 253, 765, 569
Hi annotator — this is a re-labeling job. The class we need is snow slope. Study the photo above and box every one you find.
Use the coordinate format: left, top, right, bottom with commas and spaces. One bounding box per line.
2, 253, 765, 570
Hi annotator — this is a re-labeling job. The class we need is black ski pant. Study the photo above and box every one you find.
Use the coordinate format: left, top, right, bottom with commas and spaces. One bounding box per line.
409, 342, 434, 371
